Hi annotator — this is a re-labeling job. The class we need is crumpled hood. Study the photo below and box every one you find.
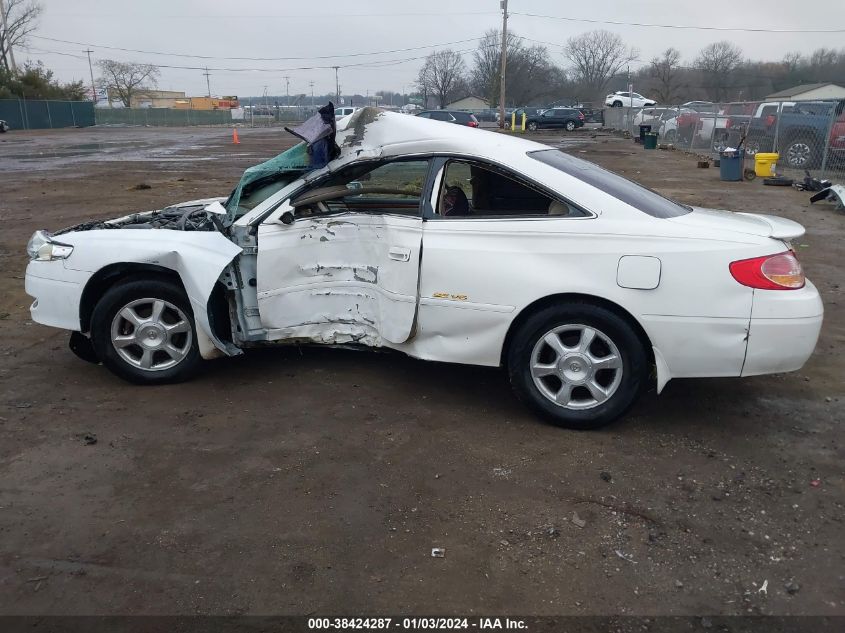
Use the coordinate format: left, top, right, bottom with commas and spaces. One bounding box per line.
668, 207, 805, 241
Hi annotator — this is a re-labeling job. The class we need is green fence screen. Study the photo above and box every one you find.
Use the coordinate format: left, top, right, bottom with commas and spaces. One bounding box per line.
0, 99, 95, 130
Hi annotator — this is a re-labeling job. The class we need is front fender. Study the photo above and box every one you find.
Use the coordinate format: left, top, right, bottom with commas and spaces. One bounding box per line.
61, 229, 243, 357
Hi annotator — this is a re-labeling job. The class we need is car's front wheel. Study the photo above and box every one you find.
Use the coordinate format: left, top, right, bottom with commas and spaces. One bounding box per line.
527, 121, 538, 131
91, 278, 201, 384
565, 121, 576, 131
507, 303, 647, 429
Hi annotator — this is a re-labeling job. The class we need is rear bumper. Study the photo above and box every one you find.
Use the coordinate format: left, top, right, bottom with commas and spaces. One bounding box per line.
742, 281, 824, 376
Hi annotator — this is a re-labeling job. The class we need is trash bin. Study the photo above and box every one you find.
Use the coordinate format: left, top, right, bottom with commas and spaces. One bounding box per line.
638, 124, 652, 141
720, 149, 745, 181
643, 132, 658, 149
754, 152, 779, 177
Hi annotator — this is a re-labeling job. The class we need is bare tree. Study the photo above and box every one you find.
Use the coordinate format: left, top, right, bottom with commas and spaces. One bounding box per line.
694, 41, 743, 101
471, 29, 563, 106
563, 30, 638, 100
417, 49, 466, 109
649, 48, 682, 103
97, 59, 159, 107
0, 0, 42, 72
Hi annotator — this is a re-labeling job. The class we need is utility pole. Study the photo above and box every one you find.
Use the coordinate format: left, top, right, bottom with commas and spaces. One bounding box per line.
309, 80, 314, 108
284, 75, 290, 107
203, 66, 212, 98
84, 49, 97, 103
0, 0, 17, 72
333, 66, 340, 104
498, 0, 508, 128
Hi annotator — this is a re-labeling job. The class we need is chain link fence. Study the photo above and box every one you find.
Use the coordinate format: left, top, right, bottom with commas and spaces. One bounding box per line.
94, 105, 315, 127
603, 99, 845, 182
0, 99, 95, 130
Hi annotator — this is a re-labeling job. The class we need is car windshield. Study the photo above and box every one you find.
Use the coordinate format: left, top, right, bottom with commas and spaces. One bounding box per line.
528, 149, 692, 218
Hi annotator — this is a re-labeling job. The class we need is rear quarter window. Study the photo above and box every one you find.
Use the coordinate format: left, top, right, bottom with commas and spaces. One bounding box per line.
528, 149, 692, 219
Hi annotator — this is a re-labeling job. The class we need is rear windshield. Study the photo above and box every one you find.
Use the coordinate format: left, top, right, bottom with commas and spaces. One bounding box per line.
528, 149, 691, 218
453, 112, 473, 122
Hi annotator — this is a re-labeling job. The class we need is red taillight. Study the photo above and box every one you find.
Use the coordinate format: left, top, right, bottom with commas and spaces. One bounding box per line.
468, 120, 479, 127
579, 112, 585, 120
729, 251, 805, 290
765, 114, 776, 127
725, 117, 733, 129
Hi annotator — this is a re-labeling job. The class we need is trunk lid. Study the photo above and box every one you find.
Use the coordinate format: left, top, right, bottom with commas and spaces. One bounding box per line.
668, 207, 805, 241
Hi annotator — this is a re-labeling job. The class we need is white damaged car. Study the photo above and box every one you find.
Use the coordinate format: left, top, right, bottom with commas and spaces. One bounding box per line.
25, 108, 823, 429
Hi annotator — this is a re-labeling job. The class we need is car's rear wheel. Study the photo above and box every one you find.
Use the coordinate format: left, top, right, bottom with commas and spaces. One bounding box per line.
565, 121, 576, 131
783, 136, 821, 169
612, 101, 623, 108
664, 129, 676, 142
91, 279, 200, 384
527, 121, 538, 131
507, 304, 647, 429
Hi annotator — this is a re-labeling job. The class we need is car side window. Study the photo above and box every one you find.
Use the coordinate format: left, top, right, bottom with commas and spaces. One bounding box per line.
432, 159, 588, 219
542, 110, 555, 117
431, 112, 452, 121
291, 160, 429, 218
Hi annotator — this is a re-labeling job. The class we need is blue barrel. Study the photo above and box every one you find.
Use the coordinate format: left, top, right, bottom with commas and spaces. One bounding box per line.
720, 149, 745, 181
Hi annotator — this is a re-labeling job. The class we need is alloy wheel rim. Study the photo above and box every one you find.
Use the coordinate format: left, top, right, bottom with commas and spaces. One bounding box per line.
530, 324, 623, 410
110, 298, 192, 371
787, 142, 810, 166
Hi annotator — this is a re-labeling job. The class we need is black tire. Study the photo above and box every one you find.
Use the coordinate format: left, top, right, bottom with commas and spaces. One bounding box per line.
90, 278, 201, 384
507, 303, 647, 430
527, 121, 538, 132
612, 101, 623, 108
565, 120, 576, 131
782, 135, 821, 169
664, 129, 676, 142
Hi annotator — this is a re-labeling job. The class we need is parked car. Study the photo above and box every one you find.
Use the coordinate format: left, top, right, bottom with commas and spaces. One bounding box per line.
681, 101, 716, 112
743, 100, 844, 168
416, 110, 479, 127
472, 108, 499, 123
0, 119, 8, 133
334, 106, 360, 120
505, 107, 545, 128
605, 91, 656, 108
24, 108, 822, 429
632, 107, 676, 129
525, 107, 585, 131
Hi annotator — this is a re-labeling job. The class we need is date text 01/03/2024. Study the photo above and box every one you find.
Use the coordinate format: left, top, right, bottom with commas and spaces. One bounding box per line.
307, 617, 528, 629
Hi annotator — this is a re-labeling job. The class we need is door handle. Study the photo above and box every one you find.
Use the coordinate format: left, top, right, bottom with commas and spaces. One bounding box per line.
388, 246, 411, 262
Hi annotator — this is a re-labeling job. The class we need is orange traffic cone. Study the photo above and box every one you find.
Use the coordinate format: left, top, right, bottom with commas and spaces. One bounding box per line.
232, 128, 240, 144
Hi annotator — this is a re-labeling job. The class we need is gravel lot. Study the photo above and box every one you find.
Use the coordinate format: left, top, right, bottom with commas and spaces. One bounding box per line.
0, 125, 842, 616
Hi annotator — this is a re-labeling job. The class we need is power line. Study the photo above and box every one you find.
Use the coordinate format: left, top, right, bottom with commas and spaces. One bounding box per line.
30, 34, 484, 61
509, 11, 845, 34
22, 43, 487, 74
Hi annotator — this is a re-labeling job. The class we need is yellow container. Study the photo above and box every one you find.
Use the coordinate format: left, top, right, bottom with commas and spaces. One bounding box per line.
754, 152, 779, 177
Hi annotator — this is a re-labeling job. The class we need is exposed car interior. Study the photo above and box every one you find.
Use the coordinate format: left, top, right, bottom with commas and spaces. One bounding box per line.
291, 159, 428, 217
436, 160, 587, 218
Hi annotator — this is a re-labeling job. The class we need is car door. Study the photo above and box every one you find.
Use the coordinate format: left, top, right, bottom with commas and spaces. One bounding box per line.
255, 159, 432, 345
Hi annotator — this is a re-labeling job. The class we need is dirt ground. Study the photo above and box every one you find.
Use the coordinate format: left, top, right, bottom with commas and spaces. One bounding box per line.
0, 125, 842, 617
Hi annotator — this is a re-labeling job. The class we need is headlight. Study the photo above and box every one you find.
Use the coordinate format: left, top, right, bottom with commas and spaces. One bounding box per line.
26, 230, 73, 261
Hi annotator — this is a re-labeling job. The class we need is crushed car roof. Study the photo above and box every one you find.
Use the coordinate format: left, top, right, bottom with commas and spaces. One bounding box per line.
334, 106, 546, 161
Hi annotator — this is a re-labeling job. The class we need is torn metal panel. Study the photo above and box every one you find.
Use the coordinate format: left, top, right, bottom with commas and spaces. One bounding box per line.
256, 213, 421, 345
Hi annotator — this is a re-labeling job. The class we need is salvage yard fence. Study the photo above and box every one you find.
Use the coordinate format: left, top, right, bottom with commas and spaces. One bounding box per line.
94, 105, 314, 127
0, 99, 95, 130
603, 99, 845, 182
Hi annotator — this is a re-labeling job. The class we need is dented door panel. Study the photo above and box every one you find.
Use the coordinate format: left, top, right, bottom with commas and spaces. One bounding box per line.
257, 213, 422, 345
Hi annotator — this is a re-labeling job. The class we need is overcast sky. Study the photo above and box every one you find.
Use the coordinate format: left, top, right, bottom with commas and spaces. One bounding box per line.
19, 0, 845, 100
